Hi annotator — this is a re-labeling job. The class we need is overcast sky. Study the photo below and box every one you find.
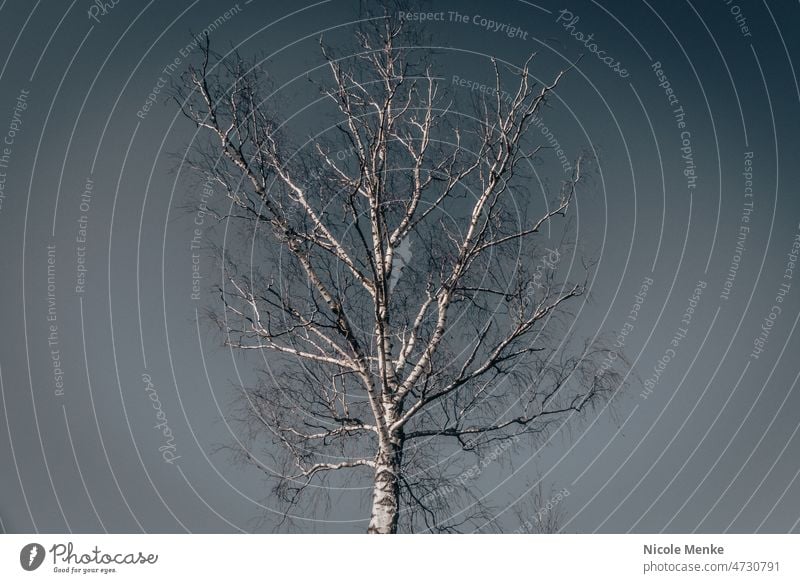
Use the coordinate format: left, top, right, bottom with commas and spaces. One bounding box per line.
0, 0, 799, 533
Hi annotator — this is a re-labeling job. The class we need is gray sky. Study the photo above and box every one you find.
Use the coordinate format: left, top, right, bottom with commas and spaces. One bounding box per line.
0, 0, 799, 533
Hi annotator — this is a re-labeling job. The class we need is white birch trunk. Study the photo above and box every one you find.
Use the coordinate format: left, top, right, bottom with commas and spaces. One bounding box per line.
367, 441, 402, 534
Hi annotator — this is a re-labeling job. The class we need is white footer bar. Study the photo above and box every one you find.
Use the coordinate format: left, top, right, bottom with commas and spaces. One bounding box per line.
1, 534, 797, 582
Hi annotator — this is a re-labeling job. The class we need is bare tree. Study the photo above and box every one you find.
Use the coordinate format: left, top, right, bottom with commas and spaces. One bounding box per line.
174, 14, 622, 533
508, 482, 571, 534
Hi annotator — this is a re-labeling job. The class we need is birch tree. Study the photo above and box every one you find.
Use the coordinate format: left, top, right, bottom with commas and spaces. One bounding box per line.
174, 15, 622, 533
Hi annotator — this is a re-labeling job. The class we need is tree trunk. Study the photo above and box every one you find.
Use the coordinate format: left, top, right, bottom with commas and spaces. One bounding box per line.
367, 440, 402, 534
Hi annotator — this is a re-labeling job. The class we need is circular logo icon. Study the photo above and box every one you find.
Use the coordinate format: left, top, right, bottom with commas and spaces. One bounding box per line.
20, 543, 46, 571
